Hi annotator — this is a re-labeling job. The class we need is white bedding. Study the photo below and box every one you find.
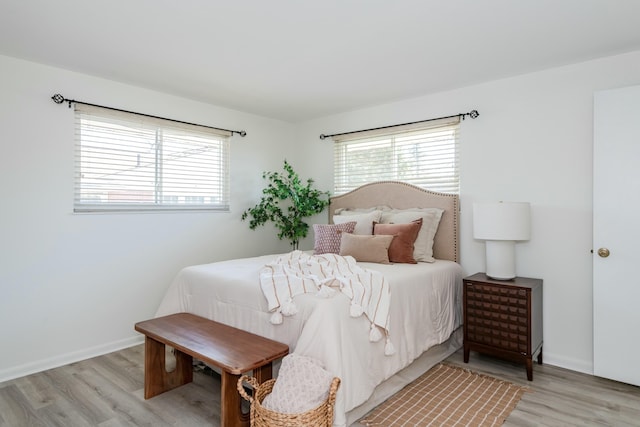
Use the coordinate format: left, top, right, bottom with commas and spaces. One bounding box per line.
156, 252, 464, 427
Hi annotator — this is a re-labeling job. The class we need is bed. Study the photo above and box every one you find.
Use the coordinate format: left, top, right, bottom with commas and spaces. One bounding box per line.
156, 181, 464, 427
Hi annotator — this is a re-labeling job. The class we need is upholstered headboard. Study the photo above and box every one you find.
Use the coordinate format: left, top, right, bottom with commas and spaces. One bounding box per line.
328, 181, 460, 262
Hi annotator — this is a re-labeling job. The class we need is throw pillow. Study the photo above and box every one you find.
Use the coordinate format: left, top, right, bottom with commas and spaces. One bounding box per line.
313, 222, 356, 254
380, 208, 443, 262
373, 218, 423, 263
339, 233, 393, 264
262, 354, 334, 414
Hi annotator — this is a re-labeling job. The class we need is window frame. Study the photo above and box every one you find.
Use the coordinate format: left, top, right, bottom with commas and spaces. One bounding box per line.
332, 117, 460, 195
73, 104, 231, 213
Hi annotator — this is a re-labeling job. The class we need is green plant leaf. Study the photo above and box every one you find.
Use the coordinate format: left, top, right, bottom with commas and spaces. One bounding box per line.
241, 160, 330, 249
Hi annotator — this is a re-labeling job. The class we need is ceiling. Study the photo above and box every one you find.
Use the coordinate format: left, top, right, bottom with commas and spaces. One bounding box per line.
2, 1, 640, 122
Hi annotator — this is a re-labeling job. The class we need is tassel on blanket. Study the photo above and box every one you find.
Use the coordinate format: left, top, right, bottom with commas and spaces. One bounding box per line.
350, 302, 364, 317
384, 338, 396, 356
317, 284, 337, 298
369, 323, 383, 342
270, 311, 283, 325
280, 298, 298, 316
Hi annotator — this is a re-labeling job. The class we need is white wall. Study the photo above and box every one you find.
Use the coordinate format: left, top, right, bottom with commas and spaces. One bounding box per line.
294, 50, 640, 374
0, 55, 295, 381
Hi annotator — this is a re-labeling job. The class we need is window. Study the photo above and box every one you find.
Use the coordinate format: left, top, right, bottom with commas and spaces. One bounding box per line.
333, 116, 460, 195
74, 104, 230, 212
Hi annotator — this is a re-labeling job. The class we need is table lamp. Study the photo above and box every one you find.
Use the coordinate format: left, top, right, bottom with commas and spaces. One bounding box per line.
473, 201, 531, 280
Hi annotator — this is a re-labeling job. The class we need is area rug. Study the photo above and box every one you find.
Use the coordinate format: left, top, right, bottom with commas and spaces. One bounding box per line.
359, 363, 528, 427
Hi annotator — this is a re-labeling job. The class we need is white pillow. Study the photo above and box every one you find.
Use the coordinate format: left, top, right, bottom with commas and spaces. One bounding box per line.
334, 206, 391, 215
380, 208, 444, 262
261, 354, 334, 414
333, 210, 382, 235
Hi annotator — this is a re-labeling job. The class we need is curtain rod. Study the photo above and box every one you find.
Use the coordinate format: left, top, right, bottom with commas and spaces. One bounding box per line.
319, 109, 479, 140
51, 93, 247, 137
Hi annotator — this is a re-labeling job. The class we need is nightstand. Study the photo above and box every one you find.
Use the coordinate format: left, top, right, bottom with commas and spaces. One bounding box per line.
463, 272, 543, 380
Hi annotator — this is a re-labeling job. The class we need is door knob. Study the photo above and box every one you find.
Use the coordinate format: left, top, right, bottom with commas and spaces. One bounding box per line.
597, 248, 610, 258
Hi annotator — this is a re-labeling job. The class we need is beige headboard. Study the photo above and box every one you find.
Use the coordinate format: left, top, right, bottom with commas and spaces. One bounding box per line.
329, 181, 460, 262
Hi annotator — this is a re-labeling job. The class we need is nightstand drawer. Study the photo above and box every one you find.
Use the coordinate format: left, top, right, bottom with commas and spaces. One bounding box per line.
466, 300, 528, 320
466, 311, 528, 331
466, 282, 527, 298
467, 324, 528, 352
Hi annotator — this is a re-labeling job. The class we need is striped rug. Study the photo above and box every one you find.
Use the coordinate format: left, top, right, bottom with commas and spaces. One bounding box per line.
359, 363, 527, 427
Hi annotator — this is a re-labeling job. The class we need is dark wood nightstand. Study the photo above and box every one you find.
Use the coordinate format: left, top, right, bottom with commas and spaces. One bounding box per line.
463, 272, 543, 380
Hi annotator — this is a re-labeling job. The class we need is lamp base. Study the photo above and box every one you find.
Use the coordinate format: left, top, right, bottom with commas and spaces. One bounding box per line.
485, 240, 516, 280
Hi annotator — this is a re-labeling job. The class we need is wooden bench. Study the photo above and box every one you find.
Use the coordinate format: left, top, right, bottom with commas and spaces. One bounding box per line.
134, 312, 289, 427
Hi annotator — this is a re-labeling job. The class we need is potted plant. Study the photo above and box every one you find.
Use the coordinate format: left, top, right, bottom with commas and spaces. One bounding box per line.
242, 160, 330, 250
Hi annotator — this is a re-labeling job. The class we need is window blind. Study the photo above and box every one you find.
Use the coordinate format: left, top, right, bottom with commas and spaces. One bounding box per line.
333, 116, 460, 195
74, 104, 230, 212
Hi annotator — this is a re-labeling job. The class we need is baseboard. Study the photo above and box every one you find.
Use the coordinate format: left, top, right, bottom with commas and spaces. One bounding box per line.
1, 337, 596, 384
0, 335, 145, 383
543, 352, 593, 375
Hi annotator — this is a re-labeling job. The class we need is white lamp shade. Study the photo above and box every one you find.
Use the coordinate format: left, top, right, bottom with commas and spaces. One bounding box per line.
473, 201, 531, 280
473, 202, 531, 241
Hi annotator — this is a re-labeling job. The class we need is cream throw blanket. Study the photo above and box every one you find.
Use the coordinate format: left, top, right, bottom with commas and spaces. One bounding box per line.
260, 251, 395, 355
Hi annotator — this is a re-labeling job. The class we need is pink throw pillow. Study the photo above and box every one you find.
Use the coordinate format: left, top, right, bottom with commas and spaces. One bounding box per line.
313, 222, 357, 254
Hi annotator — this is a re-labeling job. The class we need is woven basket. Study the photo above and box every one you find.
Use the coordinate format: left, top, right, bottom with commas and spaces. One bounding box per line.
237, 375, 341, 427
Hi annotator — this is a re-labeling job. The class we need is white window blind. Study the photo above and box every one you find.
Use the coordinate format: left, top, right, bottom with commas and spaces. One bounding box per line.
74, 104, 230, 212
333, 116, 460, 195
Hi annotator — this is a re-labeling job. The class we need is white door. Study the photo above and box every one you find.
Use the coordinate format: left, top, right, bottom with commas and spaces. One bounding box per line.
593, 85, 640, 387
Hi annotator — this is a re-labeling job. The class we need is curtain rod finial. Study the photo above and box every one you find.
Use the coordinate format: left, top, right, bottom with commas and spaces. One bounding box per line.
238, 130, 247, 137
461, 110, 479, 120
51, 93, 64, 104
319, 134, 326, 140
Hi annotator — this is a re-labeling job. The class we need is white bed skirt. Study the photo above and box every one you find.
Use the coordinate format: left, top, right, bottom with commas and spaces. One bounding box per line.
346, 327, 462, 426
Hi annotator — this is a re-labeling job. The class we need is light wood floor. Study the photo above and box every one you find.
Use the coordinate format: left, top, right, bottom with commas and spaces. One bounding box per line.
1, 344, 639, 426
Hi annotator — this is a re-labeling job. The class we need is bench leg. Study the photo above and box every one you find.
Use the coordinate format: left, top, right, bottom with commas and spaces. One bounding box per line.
253, 363, 273, 384
143, 336, 193, 399
220, 363, 273, 427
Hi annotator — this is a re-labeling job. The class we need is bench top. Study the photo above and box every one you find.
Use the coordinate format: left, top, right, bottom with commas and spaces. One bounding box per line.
135, 313, 289, 375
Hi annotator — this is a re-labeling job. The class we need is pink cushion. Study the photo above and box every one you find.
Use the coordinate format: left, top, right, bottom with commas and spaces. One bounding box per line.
313, 222, 356, 254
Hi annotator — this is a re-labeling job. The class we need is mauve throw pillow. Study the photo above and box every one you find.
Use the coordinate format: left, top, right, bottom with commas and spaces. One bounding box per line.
373, 218, 423, 263
313, 222, 356, 254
